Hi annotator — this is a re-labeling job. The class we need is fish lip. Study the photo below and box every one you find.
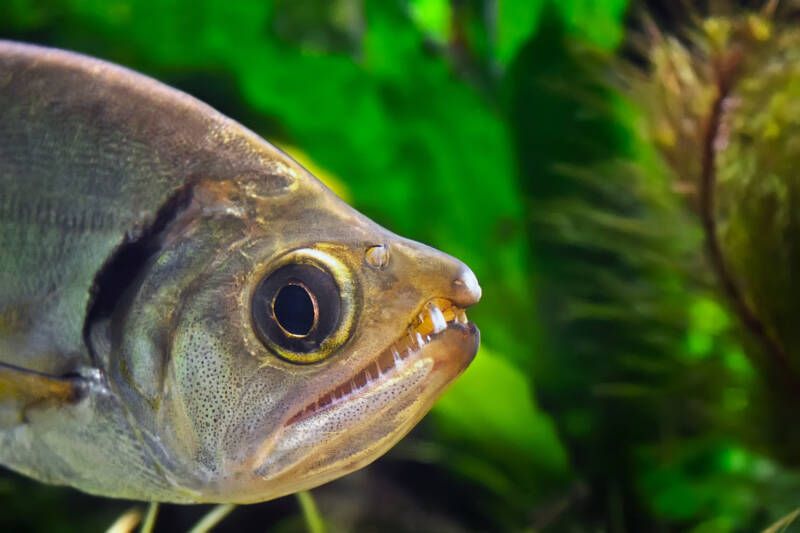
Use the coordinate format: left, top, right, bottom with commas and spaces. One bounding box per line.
282, 299, 478, 427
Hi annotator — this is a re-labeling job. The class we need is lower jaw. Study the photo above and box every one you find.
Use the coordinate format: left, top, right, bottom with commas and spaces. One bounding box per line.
244, 324, 479, 493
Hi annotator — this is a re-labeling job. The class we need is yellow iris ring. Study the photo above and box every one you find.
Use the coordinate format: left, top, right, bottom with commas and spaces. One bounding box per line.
250, 247, 356, 364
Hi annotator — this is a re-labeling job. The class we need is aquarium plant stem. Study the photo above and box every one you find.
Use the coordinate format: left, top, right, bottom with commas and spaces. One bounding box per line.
296, 490, 326, 533
699, 43, 795, 379
139, 502, 158, 533
188, 504, 236, 533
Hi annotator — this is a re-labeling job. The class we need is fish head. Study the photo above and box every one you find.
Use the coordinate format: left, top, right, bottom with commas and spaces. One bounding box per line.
110, 156, 481, 502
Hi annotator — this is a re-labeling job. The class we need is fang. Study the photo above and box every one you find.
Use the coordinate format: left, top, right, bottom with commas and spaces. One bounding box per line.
429, 304, 447, 333
415, 331, 425, 348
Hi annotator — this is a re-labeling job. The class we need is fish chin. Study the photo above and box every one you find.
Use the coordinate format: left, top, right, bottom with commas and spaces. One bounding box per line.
223, 307, 478, 504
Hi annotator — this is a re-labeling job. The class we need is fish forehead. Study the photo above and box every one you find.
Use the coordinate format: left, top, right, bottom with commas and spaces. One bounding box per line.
246, 179, 385, 242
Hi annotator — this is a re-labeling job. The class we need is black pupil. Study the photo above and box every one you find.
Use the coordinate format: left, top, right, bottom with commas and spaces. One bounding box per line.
273, 284, 315, 336
252, 263, 341, 356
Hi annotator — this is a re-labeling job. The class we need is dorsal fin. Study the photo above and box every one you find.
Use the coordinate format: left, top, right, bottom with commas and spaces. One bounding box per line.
0, 362, 81, 427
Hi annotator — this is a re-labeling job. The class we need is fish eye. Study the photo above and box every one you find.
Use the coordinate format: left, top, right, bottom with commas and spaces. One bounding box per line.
251, 252, 354, 364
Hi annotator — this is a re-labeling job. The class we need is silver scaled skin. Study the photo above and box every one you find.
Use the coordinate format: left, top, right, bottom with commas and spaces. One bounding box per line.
0, 41, 481, 503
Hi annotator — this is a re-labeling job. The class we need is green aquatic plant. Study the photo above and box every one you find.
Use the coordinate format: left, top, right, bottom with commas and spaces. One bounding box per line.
632, 3, 800, 465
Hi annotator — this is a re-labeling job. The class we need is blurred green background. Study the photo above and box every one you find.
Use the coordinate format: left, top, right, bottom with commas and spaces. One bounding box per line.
3, 0, 800, 531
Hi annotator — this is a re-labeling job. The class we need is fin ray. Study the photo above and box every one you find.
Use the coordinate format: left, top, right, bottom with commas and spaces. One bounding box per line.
0, 362, 81, 426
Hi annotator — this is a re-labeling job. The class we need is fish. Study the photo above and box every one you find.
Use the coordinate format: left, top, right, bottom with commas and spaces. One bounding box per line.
0, 40, 481, 504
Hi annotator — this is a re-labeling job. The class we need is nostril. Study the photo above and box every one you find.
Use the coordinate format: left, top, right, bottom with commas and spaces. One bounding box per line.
452, 266, 481, 308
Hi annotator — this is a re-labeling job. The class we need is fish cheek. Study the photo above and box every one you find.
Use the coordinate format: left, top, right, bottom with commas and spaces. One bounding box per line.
216, 363, 311, 474
158, 261, 283, 478
166, 315, 248, 475
164, 299, 318, 482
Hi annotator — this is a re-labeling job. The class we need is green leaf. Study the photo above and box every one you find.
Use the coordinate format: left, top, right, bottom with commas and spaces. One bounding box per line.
407, 0, 451, 44
554, 0, 629, 51
496, 0, 545, 64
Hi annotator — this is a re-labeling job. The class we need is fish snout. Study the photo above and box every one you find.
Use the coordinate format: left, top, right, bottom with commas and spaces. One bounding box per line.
451, 264, 481, 309
390, 239, 482, 309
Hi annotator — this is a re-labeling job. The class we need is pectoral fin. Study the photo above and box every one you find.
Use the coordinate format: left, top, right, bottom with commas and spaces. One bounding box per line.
0, 362, 81, 427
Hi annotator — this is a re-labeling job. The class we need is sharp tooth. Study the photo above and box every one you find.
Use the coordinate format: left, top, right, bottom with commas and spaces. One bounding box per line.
429, 304, 447, 333
406, 347, 414, 359
415, 331, 425, 348
456, 310, 468, 324
393, 348, 403, 366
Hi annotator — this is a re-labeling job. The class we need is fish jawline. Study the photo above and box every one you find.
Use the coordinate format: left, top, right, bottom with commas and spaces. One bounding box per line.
283, 299, 472, 427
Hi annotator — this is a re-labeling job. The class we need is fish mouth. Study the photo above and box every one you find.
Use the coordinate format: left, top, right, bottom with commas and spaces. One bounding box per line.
284, 298, 476, 427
